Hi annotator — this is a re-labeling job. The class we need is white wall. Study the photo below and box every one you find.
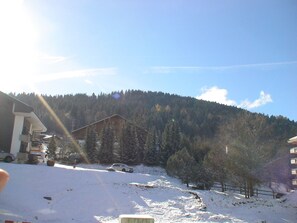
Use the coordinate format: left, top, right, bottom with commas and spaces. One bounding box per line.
10, 115, 24, 156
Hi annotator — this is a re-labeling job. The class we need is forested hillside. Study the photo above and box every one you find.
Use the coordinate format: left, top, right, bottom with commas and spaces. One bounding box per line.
11, 90, 297, 192
12, 90, 296, 140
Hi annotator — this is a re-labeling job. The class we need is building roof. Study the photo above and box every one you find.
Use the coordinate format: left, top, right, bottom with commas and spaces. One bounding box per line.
0, 91, 47, 132
288, 136, 297, 145
72, 114, 128, 133
0, 91, 33, 112
71, 114, 147, 138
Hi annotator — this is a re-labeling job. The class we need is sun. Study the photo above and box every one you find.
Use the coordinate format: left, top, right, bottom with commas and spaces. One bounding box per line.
0, 0, 39, 92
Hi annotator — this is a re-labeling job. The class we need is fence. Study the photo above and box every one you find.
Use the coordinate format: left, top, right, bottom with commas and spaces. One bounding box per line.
211, 183, 278, 198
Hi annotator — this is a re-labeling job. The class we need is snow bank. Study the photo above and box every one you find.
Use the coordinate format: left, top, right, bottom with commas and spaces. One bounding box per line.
0, 163, 296, 223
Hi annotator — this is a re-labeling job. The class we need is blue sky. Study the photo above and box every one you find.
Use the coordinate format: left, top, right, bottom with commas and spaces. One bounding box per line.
0, 0, 296, 121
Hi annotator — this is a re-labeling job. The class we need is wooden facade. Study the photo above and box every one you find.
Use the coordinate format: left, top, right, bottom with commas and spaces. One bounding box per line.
71, 114, 148, 162
72, 114, 147, 142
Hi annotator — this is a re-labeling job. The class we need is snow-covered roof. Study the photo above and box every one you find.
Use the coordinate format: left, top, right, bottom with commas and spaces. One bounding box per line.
288, 136, 297, 145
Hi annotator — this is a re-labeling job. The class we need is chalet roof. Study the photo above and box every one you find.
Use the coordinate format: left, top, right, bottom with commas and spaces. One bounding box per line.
0, 91, 47, 132
288, 136, 297, 145
71, 114, 146, 134
0, 91, 33, 113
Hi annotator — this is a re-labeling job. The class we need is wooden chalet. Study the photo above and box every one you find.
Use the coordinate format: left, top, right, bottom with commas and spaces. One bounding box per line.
71, 114, 147, 142
71, 114, 148, 162
72, 114, 147, 140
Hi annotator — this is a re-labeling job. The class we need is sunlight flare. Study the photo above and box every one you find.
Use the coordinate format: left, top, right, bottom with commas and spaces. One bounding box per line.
0, 0, 39, 91
36, 94, 89, 163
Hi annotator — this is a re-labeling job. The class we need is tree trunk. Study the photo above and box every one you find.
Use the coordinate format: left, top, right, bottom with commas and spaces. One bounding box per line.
244, 181, 249, 198
248, 178, 254, 197
221, 182, 225, 192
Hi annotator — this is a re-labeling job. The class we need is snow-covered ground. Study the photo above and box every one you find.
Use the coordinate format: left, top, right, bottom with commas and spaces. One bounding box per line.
0, 162, 296, 223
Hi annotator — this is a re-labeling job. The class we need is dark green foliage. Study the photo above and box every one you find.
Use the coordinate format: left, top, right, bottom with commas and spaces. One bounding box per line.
204, 145, 228, 191
10, 91, 297, 143
84, 126, 97, 163
160, 120, 181, 166
166, 148, 197, 187
144, 128, 159, 166
189, 139, 212, 163
120, 124, 138, 164
191, 161, 213, 190
98, 123, 114, 163
48, 136, 57, 160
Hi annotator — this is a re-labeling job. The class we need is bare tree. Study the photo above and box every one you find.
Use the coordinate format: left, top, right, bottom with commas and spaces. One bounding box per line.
220, 112, 272, 198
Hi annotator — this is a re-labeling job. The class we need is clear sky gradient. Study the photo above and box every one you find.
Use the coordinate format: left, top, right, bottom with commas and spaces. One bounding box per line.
0, 0, 296, 121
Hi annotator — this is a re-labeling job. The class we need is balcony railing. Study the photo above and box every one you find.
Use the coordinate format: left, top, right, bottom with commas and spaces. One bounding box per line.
290, 147, 297, 154
291, 158, 297, 164
19, 134, 31, 143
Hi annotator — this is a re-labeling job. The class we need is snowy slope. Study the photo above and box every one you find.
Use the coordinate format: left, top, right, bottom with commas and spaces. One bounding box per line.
0, 163, 296, 223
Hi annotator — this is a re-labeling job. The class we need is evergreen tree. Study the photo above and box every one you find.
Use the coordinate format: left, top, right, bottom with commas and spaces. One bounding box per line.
98, 123, 114, 163
48, 135, 57, 160
166, 148, 197, 187
84, 126, 97, 163
135, 129, 146, 163
160, 120, 181, 166
191, 161, 213, 190
204, 145, 228, 192
144, 128, 159, 166
120, 124, 138, 164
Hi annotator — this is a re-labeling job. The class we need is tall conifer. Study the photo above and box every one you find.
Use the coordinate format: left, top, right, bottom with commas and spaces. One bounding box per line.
48, 135, 57, 160
120, 124, 138, 164
144, 128, 159, 165
160, 120, 181, 166
84, 126, 97, 163
98, 123, 114, 163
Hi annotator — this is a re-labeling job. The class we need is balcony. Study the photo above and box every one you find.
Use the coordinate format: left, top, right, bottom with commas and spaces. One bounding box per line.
291, 158, 297, 164
19, 134, 31, 143
292, 169, 297, 175
290, 147, 297, 154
